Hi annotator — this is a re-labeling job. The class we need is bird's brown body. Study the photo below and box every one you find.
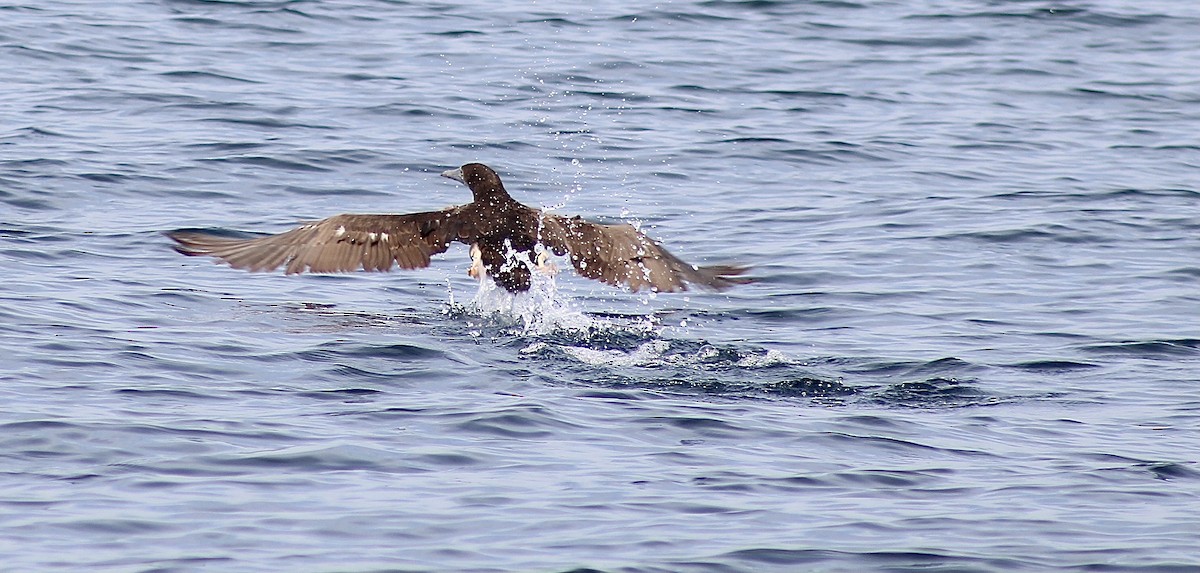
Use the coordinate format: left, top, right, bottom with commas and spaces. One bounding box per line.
167, 163, 749, 293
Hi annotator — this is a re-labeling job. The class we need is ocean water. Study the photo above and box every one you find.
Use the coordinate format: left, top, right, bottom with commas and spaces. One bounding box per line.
2, 1, 1199, 571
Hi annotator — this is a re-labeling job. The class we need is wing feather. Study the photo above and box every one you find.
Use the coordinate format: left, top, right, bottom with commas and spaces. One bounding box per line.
166, 209, 465, 274
538, 213, 749, 293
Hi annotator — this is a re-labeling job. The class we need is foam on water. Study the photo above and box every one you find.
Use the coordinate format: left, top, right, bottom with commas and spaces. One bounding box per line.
558, 341, 795, 369
559, 339, 672, 366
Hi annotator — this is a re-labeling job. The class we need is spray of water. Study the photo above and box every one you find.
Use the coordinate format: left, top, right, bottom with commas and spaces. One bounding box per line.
465, 259, 590, 336
442, 243, 660, 342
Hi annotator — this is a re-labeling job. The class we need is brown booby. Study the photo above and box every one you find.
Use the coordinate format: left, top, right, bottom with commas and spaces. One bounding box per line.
166, 163, 750, 293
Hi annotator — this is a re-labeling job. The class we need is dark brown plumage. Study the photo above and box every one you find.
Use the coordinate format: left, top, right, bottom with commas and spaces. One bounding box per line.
166, 163, 750, 293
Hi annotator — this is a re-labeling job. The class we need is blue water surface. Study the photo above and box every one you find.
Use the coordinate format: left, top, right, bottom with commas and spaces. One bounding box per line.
2, 1, 1199, 571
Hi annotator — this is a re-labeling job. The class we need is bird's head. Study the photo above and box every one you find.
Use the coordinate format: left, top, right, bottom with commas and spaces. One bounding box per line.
441, 163, 511, 203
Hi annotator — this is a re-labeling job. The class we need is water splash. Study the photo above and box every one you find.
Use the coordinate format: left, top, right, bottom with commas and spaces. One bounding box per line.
438, 247, 838, 401
462, 267, 594, 336
444, 237, 662, 339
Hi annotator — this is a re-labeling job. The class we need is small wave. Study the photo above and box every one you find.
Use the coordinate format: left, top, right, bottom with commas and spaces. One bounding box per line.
904, 7, 1166, 28
340, 342, 448, 360
841, 36, 982, 49
1136, 462, 1200, 481
191, 444, 421, 475
933, 226, 1106, 245
611, 9, 741, 23
710, 547, 1032, 571
295, 387, 384, 401
867, 377, 999, 409
197, 154, 332, 172
1079, 339, 1200, 357
1007, 360, 1102, 372
198, 117, 335, 131
159, 70, 260, 84
454, 409, 579, 439
112, 388, 223, 401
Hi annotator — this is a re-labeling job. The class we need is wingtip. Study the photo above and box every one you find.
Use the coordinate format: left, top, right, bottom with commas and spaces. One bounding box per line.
164, 229, 241, 257
164, 230, 202, 256
698, 264, 754, 291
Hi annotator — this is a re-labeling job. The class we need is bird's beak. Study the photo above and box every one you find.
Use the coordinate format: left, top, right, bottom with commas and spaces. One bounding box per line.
441, 167, 464, 183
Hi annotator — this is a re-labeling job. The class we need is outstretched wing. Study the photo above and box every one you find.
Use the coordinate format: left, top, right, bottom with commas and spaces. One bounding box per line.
166, 209, 467, 274
538, 213, 750, 292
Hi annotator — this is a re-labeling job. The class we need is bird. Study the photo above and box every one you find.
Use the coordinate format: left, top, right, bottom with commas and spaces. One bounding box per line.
165, 162, 750, 294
